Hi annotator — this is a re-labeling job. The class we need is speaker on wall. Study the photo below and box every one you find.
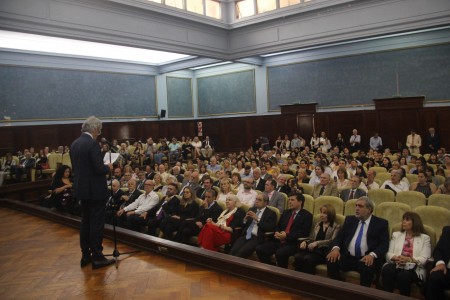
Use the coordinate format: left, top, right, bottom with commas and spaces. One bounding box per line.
160, 109, 166, 118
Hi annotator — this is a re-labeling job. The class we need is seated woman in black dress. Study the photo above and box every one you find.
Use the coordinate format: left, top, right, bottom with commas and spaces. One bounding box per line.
160, 186, 199, 240
50, 165, 74, 213
294, 204, 340, 274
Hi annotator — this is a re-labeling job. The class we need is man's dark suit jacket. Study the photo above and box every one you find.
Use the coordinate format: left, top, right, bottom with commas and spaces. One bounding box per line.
426, 133, 440, 153
277, 208, 312, 244
339, 188, 367, 202
109, 189, 125, 208
148, 195, 180, 218
197, 201, 223, 224
196, 187, 207, 199
433, 226, 450, 266
254, 178, 266, 192
332, 215, 389, 258
70, 133, 110, 201
121, 189, 143, 208
240, 206, 277, 243
276, 185, 291, 195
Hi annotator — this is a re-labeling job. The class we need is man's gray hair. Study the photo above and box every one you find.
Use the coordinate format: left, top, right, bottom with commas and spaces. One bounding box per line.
359, 196, 375, 213
81, 116, 102, 133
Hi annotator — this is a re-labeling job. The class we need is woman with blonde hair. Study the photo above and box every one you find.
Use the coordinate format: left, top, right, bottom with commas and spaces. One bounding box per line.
217, 178, 234, 203
197, 195, 245, 251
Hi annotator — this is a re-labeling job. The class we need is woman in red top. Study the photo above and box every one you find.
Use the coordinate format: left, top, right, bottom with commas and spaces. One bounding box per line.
198, 195, 245, 251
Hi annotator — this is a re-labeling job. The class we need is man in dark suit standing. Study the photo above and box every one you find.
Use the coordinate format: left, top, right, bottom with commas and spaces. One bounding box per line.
326, 196, 389, 287
256, 192, 312, 268
70, 116, 114, 269
339, 176, 367, 202
425, 127, 440, 154
425, 226, 450, 300
230, 193, 277, 258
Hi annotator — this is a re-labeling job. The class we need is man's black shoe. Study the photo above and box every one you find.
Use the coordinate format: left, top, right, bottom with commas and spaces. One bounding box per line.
80, 256, 91, 267
92, 257, 115, 270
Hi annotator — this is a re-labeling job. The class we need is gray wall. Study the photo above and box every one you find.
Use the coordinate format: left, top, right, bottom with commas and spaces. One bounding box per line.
0, 65, 157, 121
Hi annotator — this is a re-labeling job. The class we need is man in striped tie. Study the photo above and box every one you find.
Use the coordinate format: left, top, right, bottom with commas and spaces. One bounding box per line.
326, 196, 389, 287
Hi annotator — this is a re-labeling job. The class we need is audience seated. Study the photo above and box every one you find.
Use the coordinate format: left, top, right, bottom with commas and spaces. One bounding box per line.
230, 193, 277, 258
256, 192, 312, 268
294, 204, 340, 274
264, 178, 286, 213
380, 170, 409, 194
410, 171, 437, 198
312, 173, 339, 199
236, 177, 257, 208
381, 212, 431, 296
326, 196, 389, 287
116, 179, 159, 231
340, 176, 367, 202
50, 165, 75, 213
197, 195, 245, 251
147, 183, 180, 236
424, 226, 450, 300
160, 186, 199, 240
176, 189, 223, 245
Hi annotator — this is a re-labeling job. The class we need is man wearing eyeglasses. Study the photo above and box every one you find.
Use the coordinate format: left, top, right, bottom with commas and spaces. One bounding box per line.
117, 179, 159, 232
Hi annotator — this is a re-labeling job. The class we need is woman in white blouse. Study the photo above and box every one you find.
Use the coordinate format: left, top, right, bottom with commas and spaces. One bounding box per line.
382, 212, 431, 296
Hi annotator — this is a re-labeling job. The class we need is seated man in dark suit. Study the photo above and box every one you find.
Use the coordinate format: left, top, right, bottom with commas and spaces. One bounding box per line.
425, 226, 450, 300
326, 196, 389, 287
147, 183, 180, 236
105, 179, 124, 225
256, 192, 312, 268
175, 188, 223, 245
116, 179, 142, 227
252, 167, 266, 192
339, 176, 367, 202
275, 174, 292, 195
230, 193, 277, 258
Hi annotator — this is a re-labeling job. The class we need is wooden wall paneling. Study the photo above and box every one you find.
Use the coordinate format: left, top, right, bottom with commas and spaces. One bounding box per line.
0, 129, 15, 154
297, 114, 314, 142
0, 104, 448, 156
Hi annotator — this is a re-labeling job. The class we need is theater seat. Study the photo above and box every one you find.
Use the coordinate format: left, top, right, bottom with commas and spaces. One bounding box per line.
415, 205, 450, 240
303, 194, 314, 215
428, 194, 450, 211
298, 183, 313, 196
395, 191, 426, 211
367, 189, 395, 207
313, 196, 344, 215
374, 202, 411, 233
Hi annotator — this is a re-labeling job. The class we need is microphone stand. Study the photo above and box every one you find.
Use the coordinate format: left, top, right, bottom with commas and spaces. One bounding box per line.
104, 144, 139, 269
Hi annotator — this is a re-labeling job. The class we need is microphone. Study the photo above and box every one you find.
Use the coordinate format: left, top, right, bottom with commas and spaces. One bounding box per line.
101, 138, 117, 152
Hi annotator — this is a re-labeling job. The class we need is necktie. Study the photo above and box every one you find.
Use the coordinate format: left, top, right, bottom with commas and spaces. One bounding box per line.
246, 210, 261, 240
285, 211, 296, 234
349, 189, 355, 200
319, 186, 325, 196
355, 221, 365, 257
156, 201, 167, 220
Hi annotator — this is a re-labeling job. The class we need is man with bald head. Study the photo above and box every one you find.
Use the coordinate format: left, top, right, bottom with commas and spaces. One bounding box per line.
180, 170, 200, 195
117, 179, 159, 232
312, 173, 339, 198
118, 179, 142, 214
105, 179, 124, 225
